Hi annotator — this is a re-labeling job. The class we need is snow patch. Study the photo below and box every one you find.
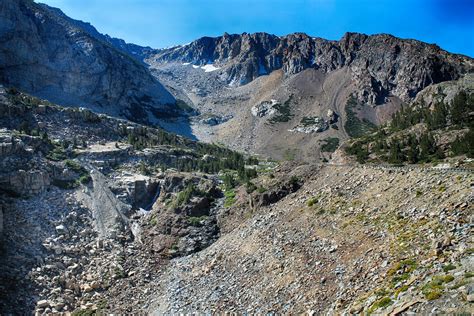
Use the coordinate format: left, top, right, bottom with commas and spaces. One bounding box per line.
182, 62, 191, 66
192, 65, 200, 69
201, 64, 220, 72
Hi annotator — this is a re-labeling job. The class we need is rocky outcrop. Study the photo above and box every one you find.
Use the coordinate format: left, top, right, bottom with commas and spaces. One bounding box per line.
77, 170, 130, 239
150, 32, 473, 105
8, 170, 50, 196
415, 73, 474, 107
0, 0, 176, 124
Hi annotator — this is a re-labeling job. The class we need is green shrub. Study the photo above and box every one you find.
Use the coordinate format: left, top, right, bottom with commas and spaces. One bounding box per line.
344, 95, 376, 138
307, 197, 317, 207
47, 146, 68, 161
257, 186, 267, 193
79, 174, 92, 184
187, 216, 208, 226
269, 95, 294, 124
320, 137, 340, 153
442, 263, 456, 272
368, 297, 393, 314
174, 183, 200, 207
224, 189, 236, 207
245, 181, 257, 194
64, 159, 82, 172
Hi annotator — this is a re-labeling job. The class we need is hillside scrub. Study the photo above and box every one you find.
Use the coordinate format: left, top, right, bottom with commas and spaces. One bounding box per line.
345, 91, 474, 164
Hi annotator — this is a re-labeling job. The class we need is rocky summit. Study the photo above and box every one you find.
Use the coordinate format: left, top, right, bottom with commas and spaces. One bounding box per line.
0, 1, 473, 315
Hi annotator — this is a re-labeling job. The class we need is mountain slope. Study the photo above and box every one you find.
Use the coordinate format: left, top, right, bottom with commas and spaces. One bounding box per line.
38, 3, 155, 62
0, 0, 176, 125
147, 32, 473, 161
343, 74, 474, 165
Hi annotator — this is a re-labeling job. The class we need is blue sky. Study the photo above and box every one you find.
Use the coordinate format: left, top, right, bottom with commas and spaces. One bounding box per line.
40, 0, 474, 57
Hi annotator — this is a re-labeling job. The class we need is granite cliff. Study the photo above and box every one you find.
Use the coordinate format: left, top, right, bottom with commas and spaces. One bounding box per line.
0, 0, 176, 125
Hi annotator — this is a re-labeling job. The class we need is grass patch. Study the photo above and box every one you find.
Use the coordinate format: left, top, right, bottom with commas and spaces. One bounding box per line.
422, 275, 454, 300
368, 297, 393, 314
387, 259, 417, 287
224, 189, 236, 207
283, 148, 297, 161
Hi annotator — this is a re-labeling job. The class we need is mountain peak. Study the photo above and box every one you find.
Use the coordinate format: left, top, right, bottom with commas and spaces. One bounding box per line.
149, 31, 473, 104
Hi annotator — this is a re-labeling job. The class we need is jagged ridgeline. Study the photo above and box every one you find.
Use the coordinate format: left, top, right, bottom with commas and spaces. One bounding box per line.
0, 87, 257, 177
345, 89, 474, 164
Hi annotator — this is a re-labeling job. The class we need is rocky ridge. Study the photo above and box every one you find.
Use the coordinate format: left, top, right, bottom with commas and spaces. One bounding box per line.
149, 32, 473, 105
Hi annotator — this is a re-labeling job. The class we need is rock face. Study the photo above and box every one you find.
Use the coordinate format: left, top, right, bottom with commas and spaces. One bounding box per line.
38, 3, 155, 62
8, 170, 50, 196
77, 170, 130, 239
0, 0, 176, 124
0, 201, 3, 238
150, 32, 473, 105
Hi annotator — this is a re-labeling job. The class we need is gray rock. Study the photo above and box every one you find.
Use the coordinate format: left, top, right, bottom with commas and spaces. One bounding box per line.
36, 300, 50, 308
0, 0, 176, 124
151, 32, 472, 105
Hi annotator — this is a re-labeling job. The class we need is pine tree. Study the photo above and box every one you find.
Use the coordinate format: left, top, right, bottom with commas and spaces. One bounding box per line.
450, 91, 467, 126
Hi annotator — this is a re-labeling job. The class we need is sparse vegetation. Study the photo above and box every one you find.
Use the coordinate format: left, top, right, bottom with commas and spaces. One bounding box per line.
71, 308, 97, 316
47, 144, 69, 161
52, 160, 91, 189
224, 189, 236, 207
344, 95, 377, 138
368, 296, 393, 313
307, 197, 317, 207
245, 181, 257, 193
387, 259, 417, 286
345, 90, 474, 164
269, 95, 294, 124
422, 275, 454, 300
187, 216, 208, 226
320, 137, 340, 153
176, 99, 194, 113
300, 116, 322, 127
138, 161, 152, 175
173, 182, 202, 208
283, 148, 297, 161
